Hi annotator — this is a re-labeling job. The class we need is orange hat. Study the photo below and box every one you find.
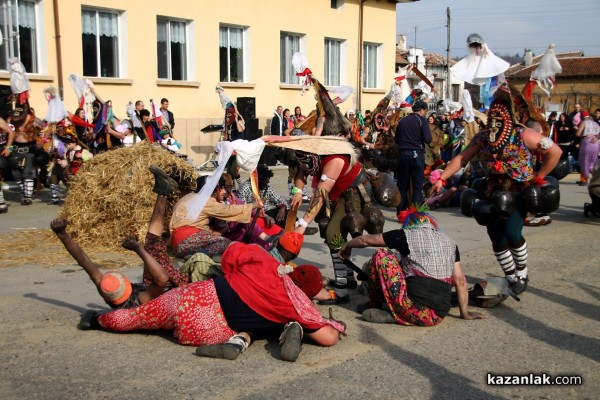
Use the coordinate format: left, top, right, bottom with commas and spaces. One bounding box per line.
278, 232, 304, 255
289, 265, 323, 299
99, 271, 132, 305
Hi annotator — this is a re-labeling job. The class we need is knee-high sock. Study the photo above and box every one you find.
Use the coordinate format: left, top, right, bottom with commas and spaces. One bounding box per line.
510, 242, 528, 278
50, 183, 60, 201
18, 180, 24, 194
331, 252, 348, 298
0, 185, 5, 207
23, 179, 34, 199
494, 249, 516, 281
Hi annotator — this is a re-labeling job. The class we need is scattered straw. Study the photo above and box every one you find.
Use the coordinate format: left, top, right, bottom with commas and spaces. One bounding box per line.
59, 142, 197, 250
0, 228, 141, 269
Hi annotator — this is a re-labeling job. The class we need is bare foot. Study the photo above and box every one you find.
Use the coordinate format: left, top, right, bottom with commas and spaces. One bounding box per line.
50, 218, 68, 234
122, 235, 141, 251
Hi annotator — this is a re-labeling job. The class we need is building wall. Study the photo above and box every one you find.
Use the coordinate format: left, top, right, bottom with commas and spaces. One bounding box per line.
510, 78, 600, 114
0, 0, 399, 164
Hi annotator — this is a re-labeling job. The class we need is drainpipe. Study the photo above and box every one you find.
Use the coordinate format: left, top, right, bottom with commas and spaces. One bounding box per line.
357, 0, 365, 112
52, 0, 64, 98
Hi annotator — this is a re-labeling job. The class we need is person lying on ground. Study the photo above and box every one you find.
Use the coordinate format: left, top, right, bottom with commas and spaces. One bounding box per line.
77, 241, 346, 362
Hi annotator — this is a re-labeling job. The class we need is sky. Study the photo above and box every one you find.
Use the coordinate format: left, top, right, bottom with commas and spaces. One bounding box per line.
396, 0, 600, 59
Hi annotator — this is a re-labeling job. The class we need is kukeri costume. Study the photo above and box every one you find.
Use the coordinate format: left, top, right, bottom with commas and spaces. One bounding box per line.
454, 85, 561, 294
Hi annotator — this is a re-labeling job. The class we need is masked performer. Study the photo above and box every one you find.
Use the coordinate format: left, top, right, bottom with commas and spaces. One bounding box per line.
268, 136, 383, 304
0, 117, 15, 212
6, 58, 37, 205
430, 84, 561, 294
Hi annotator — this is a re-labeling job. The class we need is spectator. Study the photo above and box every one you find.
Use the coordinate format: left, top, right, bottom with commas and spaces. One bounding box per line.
237, 164, 289, 229
270, 105, 284, 135
159, 98, 175, 131
575, 111, 600, 186
394, 100, 432, 211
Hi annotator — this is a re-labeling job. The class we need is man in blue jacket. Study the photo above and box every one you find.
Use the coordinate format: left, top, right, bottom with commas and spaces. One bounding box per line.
394, 100, 432, 211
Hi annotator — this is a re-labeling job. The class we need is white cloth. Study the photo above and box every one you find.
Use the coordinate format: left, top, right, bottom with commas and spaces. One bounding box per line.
461, 90, 475, 123
9, 58, 30, 94
531, 45, 562, 96
122, 134, 140, 147
451, 44, 509, 86
184, 139, 265, 222
44, 87, 69, 123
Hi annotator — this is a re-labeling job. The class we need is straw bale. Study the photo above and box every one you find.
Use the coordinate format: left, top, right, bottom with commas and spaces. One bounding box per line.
59, 142, 197, 250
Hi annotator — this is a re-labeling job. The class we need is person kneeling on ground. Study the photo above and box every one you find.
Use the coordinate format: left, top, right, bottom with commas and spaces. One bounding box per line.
339, 205, 484, 325
78, 241, 345, 362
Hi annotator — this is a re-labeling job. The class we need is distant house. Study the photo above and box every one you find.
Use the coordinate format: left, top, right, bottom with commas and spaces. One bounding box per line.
395, 34, 463, 103
506, 50, 600, 114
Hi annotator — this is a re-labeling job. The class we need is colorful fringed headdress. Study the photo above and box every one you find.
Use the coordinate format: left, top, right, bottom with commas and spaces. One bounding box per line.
397, 204, 438, 230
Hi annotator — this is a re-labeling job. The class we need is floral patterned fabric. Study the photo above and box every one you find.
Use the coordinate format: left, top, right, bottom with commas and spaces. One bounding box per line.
143, 232, 188, 287
98, 281, 236, 346
468, 128, 535, 184
366, 248, 443, 327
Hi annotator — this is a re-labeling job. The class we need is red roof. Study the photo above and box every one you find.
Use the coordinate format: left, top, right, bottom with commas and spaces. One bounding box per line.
507, 55, 600, 79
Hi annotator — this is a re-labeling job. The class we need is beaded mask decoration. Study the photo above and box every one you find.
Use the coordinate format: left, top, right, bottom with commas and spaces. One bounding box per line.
486, 102, 513, 154
296, 151, 321, 176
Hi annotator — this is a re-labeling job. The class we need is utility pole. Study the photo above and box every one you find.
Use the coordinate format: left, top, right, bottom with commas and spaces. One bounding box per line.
446, 7, 451, 99
414, 25, 418, 67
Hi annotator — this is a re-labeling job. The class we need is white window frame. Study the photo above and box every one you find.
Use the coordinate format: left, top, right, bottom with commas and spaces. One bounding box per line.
219, 24, 247, 83
157, 17, 190, 81
81, 7, 122, 78
0, 0, 41, 73
363, 42, 381, 89
324, 38, 345, 87
280, 32, 305, 84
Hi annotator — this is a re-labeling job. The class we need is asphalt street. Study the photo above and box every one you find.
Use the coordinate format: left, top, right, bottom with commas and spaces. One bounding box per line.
0, 168, 598, 399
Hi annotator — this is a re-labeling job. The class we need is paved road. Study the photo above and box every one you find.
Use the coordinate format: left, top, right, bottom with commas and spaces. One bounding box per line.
0, 170, 598, 399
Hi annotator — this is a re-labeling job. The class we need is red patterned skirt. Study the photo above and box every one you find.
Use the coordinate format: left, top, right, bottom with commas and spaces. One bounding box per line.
98, 280, 236, 346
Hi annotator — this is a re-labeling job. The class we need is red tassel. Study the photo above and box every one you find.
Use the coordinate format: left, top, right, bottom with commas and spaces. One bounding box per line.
523, 80, 536, 101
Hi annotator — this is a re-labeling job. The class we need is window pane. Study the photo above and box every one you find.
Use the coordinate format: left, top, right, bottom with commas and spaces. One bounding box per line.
171, 21, 186, 80
219, 45, 228, 82
325, 39, 340, 86
157, 20, 168, 79
17, 0, 36, 73
99, 35, 118, 77
280, 35, 286, 83
363, 44, 377, 88
220, 26, 244, 83
82, 33, 97, 76
171, 42, 186, 80
231, 47, 243, 82
280, 34, 300, 84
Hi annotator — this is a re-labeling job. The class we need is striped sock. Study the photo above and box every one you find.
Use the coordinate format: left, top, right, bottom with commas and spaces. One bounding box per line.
495, 249, 516, 281
511, 242, 528, 278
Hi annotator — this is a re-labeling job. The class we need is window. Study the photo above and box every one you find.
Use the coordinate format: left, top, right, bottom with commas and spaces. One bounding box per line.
331, 0, 344, 9
157, 18, 187, 80
324, 39, 341, 86
363, 43, 379, 89
219, 25, 244, 83
0, 0, 38, 73
81, 9, 119, 78
280, 33, 300, 84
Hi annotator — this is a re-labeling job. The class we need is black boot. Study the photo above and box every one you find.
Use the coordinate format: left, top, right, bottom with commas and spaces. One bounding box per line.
149, 165, 178, 195
77, 310, 101, 330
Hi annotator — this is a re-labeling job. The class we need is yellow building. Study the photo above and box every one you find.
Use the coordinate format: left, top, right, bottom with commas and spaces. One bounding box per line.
0, 0, 413, 164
